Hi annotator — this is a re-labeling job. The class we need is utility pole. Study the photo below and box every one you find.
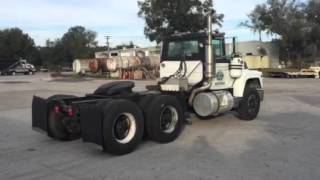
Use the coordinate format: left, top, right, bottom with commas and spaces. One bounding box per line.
104, 36, 111, 78
105, 36, 111, 53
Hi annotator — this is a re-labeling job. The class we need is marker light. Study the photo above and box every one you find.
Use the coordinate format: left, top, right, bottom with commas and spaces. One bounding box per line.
54, 105, 60, 114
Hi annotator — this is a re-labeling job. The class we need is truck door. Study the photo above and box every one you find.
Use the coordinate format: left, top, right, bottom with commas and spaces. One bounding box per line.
210, 38, 234, 90
160, 39, 205, 86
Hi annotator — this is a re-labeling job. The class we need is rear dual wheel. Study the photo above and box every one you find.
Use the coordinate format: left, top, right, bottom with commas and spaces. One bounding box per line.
102, 100, 144, 155
140, 95, 184, 143
101, 95, 184, 156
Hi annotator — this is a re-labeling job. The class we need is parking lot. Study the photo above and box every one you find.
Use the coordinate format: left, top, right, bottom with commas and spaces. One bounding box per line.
0, 73, 320, 180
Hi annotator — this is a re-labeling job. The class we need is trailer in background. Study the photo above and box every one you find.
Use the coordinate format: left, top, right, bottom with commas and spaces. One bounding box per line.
265, 68, 320, 79
310, 67, 320, 78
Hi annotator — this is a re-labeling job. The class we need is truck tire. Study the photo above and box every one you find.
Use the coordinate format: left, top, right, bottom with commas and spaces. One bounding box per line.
47, 95, 80, 141
25, 71, 33, 75
237, 88, 260, 121
102, 99, 144, 155
144, 95, 184, 143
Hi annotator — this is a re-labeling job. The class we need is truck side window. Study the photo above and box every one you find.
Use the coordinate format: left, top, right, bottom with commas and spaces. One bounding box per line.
212, 39, 227, 62
168, 42, 182, 59
167, 40, 200, 60
183, 41, 199, 57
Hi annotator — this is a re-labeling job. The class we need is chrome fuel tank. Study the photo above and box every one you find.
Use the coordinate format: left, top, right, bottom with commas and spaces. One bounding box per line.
193, 91, 234, 117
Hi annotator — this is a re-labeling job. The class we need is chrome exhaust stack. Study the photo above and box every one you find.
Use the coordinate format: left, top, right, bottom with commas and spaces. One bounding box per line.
206, 10, 215, 81
188, 10, 215, 106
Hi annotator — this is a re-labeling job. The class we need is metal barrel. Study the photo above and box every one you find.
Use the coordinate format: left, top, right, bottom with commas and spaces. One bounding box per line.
72, 59, 91, 74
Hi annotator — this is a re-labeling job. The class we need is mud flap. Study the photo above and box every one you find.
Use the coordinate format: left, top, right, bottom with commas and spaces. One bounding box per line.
79, 104, 103, 146
32, 96, 48, 134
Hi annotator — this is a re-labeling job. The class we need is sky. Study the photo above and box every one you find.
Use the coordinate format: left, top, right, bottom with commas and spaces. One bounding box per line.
0, 0, 270, 47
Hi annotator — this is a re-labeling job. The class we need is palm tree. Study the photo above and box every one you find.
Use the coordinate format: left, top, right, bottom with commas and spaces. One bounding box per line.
240, 6, 267, 42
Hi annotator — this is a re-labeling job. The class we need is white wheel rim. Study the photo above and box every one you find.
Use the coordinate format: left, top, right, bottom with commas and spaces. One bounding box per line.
160, 106, 179, 134
113, 113, 137, 144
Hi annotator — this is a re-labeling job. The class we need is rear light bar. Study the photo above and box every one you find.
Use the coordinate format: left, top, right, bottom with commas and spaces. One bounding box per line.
53, 102, 76, 117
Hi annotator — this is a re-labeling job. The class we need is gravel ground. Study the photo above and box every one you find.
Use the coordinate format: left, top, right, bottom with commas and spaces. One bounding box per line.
0, 73, 320, 180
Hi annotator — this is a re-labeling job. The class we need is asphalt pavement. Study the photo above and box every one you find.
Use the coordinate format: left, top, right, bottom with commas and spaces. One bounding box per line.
0, 73, 320, 180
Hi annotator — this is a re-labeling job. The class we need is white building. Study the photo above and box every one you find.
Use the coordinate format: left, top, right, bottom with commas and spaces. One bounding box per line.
95, 47, 161, 59
227, 41, 280, 69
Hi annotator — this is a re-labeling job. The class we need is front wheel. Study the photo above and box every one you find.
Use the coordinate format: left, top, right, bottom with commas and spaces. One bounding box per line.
236, 88, 261, 121
26, 71, 33, 75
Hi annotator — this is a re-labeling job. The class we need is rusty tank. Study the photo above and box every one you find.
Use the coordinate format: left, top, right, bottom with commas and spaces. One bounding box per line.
89, 59, 108, 73
106, 56, 141, 72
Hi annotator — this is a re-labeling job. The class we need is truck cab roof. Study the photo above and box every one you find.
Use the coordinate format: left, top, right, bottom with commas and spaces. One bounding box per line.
163, 32, 225, 41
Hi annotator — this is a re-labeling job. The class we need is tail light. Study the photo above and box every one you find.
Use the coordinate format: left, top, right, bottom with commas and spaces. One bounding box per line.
67, 106, 76, 117
54, 104, 61, 114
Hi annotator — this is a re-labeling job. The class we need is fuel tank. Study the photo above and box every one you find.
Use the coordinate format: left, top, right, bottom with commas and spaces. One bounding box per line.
193, 91, 234, 117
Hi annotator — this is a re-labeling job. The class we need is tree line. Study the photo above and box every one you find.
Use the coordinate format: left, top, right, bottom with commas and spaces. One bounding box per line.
0, 27, 96, 67
241, 0, 320, 67
0, 26, 138, 68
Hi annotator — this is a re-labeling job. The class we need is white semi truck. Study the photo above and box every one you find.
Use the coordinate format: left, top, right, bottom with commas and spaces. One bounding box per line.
32, 12, 264, 155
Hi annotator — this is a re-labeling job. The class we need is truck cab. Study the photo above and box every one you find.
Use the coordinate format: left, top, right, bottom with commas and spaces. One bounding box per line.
160, 32, 240, 88
159, 32, 263, 105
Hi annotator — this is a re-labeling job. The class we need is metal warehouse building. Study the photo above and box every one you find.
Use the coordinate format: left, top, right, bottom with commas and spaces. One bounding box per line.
227, 41, 280, 69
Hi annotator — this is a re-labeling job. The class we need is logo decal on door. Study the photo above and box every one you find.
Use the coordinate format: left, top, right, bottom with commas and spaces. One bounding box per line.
216, 71, 224, 81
